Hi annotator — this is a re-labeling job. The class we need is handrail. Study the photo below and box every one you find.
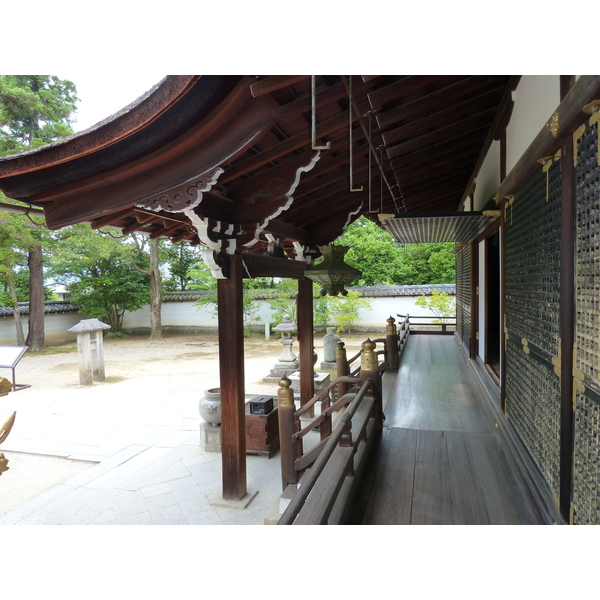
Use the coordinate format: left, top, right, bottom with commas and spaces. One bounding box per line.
278, 378, 374, 525
397, 312, 455, 333
295, 375, 358, 419
293, 390, 359, 441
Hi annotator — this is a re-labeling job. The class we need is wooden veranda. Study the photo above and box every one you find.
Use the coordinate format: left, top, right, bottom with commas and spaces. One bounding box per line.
357, 334, 551, 525
2, 75, 598, 520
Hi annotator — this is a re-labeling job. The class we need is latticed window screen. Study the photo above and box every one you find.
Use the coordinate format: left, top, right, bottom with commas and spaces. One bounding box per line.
572, 118, 600, 525
504, 158, 562, 497
455, 243, 471, 349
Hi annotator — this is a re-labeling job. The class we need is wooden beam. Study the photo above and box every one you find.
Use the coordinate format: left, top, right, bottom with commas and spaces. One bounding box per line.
91, 208, 135, 229
217, 253, 247, 500
262, 218, 312, 244
250, 76, 310, 98
376, 76, 503, 129
385, 110, 497, 159
457, 76, 521, 210
240, 252, 308, 279
220, 102, 370, 184
297, 277, 315, 408
382, 89, 506, 147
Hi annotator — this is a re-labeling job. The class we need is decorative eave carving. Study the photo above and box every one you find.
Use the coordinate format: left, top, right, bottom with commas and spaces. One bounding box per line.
228, 151, 321, 248
183, 151, 320, 278
136, 167, 223, 213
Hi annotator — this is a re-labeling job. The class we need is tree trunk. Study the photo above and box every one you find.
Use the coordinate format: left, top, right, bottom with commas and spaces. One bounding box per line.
148, 238, 162, 339
5, 268, 26, 346
26, 244, 45, 351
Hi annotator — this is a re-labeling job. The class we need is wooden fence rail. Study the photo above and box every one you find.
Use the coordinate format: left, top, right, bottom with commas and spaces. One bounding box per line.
397, 313, 454, 334
276, 316, 409, 524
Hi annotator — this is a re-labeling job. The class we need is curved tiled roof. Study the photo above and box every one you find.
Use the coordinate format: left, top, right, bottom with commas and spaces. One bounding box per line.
0, 301, 82, 317
162, 285, 455, 302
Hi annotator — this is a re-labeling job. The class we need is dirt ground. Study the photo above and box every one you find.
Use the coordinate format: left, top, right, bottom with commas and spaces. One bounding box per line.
0, 330, 372, 515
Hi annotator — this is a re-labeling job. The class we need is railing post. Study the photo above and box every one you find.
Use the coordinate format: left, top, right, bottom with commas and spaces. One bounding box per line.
277, 377, 299, 490
385, 316, 399, 369
360, 339, 383, 426
336, 340, 349, 399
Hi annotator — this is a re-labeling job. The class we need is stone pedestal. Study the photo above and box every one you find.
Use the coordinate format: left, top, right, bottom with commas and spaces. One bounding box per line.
68, 318, 111, 386
263, 359, 300, 383
199, 422, 222, 452
289, 371, 331, 396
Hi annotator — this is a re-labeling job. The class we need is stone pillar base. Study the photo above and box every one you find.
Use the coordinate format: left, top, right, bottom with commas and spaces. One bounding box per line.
199, 422, 222, 452
289, 372, 331, 395
320, 361, 337, 370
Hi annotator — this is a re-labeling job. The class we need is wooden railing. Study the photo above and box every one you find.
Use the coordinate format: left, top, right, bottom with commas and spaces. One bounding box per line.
397, 313, 455, 334
277, 336, 386, 524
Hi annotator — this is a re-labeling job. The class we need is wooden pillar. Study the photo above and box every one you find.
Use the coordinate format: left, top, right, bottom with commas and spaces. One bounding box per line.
559, 134, 576, 522
297, 277, 314, 408
217, 253, 247, 500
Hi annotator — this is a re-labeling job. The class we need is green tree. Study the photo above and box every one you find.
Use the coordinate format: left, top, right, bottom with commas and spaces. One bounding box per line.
48, 225, 150, 333
162, 242, 204, 291
415, 289, 456, 322
396, 243, 456, 285
336, 217, 456, 286
329, 289, 372, 335
0, 75, 78, 156
0, 75, 78, 349
337, 216, 405, 286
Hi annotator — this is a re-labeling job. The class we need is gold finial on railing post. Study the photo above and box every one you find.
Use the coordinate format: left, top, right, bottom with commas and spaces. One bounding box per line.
277, 377, 299, 490
360, 339, 378, 374
386, 316, 400, 370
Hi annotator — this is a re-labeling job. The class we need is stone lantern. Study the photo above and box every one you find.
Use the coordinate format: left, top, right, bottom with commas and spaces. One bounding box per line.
263, 315, 300, 382
68, 318, 111, 385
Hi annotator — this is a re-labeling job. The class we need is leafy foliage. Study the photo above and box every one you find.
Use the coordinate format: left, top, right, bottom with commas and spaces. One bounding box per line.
415, 289, 456, 322
162, 242, 204, 291
0, 75, 78, 156
328, 289, 373, 334
337, 216, 456, 285
48, 225, 150, 332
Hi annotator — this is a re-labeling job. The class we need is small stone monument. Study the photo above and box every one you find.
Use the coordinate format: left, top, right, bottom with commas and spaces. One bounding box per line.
321, 326, 340, 370
263, 315, 300, 383
68, 318, 111, 385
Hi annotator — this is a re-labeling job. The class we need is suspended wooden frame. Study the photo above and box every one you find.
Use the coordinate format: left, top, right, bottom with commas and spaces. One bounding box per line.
378, 211, 501, 244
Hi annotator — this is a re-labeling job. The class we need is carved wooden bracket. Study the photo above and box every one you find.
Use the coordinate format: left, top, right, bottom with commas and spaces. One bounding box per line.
227, 151, 321, 248
136, 167, 223, 213
184, 151, 321, 278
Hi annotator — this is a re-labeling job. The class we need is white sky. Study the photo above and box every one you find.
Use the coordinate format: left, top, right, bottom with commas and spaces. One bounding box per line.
60, 73, 167, 132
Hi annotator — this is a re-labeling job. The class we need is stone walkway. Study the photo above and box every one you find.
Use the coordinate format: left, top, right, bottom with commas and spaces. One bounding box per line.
1, 420, 285, 525
0, 333, 361, 525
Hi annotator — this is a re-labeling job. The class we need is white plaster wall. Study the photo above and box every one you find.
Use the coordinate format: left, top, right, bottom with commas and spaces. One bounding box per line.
506, 76, 561, 174
473, 139, 501, 210
0, 312, 86, 346
122, 295, 454, 331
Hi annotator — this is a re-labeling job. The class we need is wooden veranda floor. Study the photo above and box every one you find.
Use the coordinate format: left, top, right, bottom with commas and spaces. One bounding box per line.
356, 335, 545, 525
